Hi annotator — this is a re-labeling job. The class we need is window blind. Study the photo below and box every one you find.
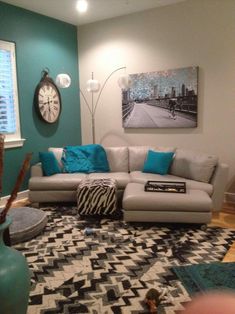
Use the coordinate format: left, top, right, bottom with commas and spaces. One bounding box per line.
0, 46, 16, 133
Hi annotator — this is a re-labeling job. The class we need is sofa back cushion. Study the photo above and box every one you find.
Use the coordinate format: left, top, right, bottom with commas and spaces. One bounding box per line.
129, 146, 176, 171
48, 147, 63, 168
170, 148, 218, 183
104, 147, 129, 172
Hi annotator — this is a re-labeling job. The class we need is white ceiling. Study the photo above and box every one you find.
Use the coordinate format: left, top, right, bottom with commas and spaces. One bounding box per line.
2, 0, 186, 26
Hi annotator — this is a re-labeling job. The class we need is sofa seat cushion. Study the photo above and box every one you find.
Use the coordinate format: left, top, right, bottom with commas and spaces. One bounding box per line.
29, 173, 87, 191
130, 171, 213, 196
87, 172, 131, 189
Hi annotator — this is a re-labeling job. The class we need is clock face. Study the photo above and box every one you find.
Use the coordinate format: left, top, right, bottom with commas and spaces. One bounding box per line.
35, 81, 61, 123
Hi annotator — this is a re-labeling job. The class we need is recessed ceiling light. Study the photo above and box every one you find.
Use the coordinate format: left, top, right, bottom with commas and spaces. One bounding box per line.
76, 0, 88, 13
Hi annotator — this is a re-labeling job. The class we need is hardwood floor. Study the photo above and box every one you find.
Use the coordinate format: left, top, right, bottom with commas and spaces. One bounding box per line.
210, 211, 235, 230
10, 199, 235, 262
212, 202, 235, 262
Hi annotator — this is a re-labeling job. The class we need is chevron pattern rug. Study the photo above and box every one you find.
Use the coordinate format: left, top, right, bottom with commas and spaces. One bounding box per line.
14, 206, 235, 314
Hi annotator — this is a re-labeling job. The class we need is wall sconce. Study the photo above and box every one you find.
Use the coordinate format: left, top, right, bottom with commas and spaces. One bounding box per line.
79, 67, 131, 144
55, 73, 71, 88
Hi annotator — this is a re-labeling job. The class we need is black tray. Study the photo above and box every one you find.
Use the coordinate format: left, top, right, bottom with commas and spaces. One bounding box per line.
144, 181, 186, 193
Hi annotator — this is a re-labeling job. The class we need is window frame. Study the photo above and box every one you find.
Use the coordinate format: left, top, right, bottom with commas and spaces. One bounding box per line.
0, 39, 25, 148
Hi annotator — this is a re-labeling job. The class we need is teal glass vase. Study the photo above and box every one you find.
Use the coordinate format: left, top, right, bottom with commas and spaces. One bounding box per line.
0, 216, 30, 314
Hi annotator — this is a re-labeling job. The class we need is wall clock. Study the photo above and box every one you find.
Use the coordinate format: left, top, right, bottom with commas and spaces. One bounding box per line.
34, 69, 61, 123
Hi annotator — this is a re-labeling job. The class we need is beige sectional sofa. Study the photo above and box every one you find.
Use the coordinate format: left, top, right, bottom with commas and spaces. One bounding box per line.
28, 146, 228, 223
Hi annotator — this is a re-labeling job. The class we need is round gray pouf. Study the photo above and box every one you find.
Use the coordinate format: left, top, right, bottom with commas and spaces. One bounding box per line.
8, 207, 48, 244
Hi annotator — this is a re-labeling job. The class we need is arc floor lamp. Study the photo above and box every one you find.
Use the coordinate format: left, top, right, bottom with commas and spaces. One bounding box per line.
79, 67, 131, 144
56, 67, 131, 144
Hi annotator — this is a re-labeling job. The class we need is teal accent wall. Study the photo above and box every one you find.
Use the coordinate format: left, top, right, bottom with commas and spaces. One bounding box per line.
0, 1, 81, 196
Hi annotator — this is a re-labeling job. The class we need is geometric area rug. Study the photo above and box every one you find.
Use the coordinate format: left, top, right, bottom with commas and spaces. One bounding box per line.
13, 205, 235, 314
172, 262, 235, 296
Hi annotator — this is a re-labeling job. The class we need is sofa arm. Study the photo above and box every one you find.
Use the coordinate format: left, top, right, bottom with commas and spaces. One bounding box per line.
210, 162, 229, 212
31, 163, 43, 177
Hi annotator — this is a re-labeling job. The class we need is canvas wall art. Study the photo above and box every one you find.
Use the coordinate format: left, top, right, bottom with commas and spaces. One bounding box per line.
122, 66, 198, 128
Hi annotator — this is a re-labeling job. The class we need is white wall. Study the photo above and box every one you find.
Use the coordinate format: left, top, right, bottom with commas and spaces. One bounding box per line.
78, 0, 235, 190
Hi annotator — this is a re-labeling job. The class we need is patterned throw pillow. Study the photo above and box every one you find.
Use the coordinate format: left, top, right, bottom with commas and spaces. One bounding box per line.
62, 144, 110, 173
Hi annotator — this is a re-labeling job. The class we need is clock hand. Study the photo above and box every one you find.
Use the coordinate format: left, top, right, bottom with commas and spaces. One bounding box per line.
44, 97, 53, 106
43, 98, 51, 105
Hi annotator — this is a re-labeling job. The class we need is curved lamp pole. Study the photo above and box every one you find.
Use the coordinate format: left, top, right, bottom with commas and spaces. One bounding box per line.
79, 67, 131, 144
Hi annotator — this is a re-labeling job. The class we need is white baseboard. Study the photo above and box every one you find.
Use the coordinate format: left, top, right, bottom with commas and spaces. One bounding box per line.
224, 192, 235, 204
0, 189, 29, 207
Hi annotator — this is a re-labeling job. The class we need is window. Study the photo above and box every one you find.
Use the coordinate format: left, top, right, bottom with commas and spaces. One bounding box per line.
0, 40, 25, 148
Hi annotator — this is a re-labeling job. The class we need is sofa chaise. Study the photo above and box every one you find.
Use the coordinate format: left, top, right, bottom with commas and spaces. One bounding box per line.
28, 146, 229, 224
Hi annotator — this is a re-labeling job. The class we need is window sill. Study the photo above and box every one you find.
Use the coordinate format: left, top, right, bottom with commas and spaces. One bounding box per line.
5, 138, 26, 149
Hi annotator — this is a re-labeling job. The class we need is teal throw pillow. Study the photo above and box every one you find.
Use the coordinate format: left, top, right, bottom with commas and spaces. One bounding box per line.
143, 150, 174, 175
62, 144, 110, 173
39, 151, 61, 176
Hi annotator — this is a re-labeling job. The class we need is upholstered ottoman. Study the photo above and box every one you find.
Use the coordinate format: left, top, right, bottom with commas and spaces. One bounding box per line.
8, 207, 48, 244
123, 183, 212, 224
77, 178, 117, 215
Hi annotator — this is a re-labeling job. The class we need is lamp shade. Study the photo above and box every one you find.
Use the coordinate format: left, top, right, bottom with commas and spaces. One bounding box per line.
86, 79, 100, 92
118, 74, 132, 90
55, 74, 71, 88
